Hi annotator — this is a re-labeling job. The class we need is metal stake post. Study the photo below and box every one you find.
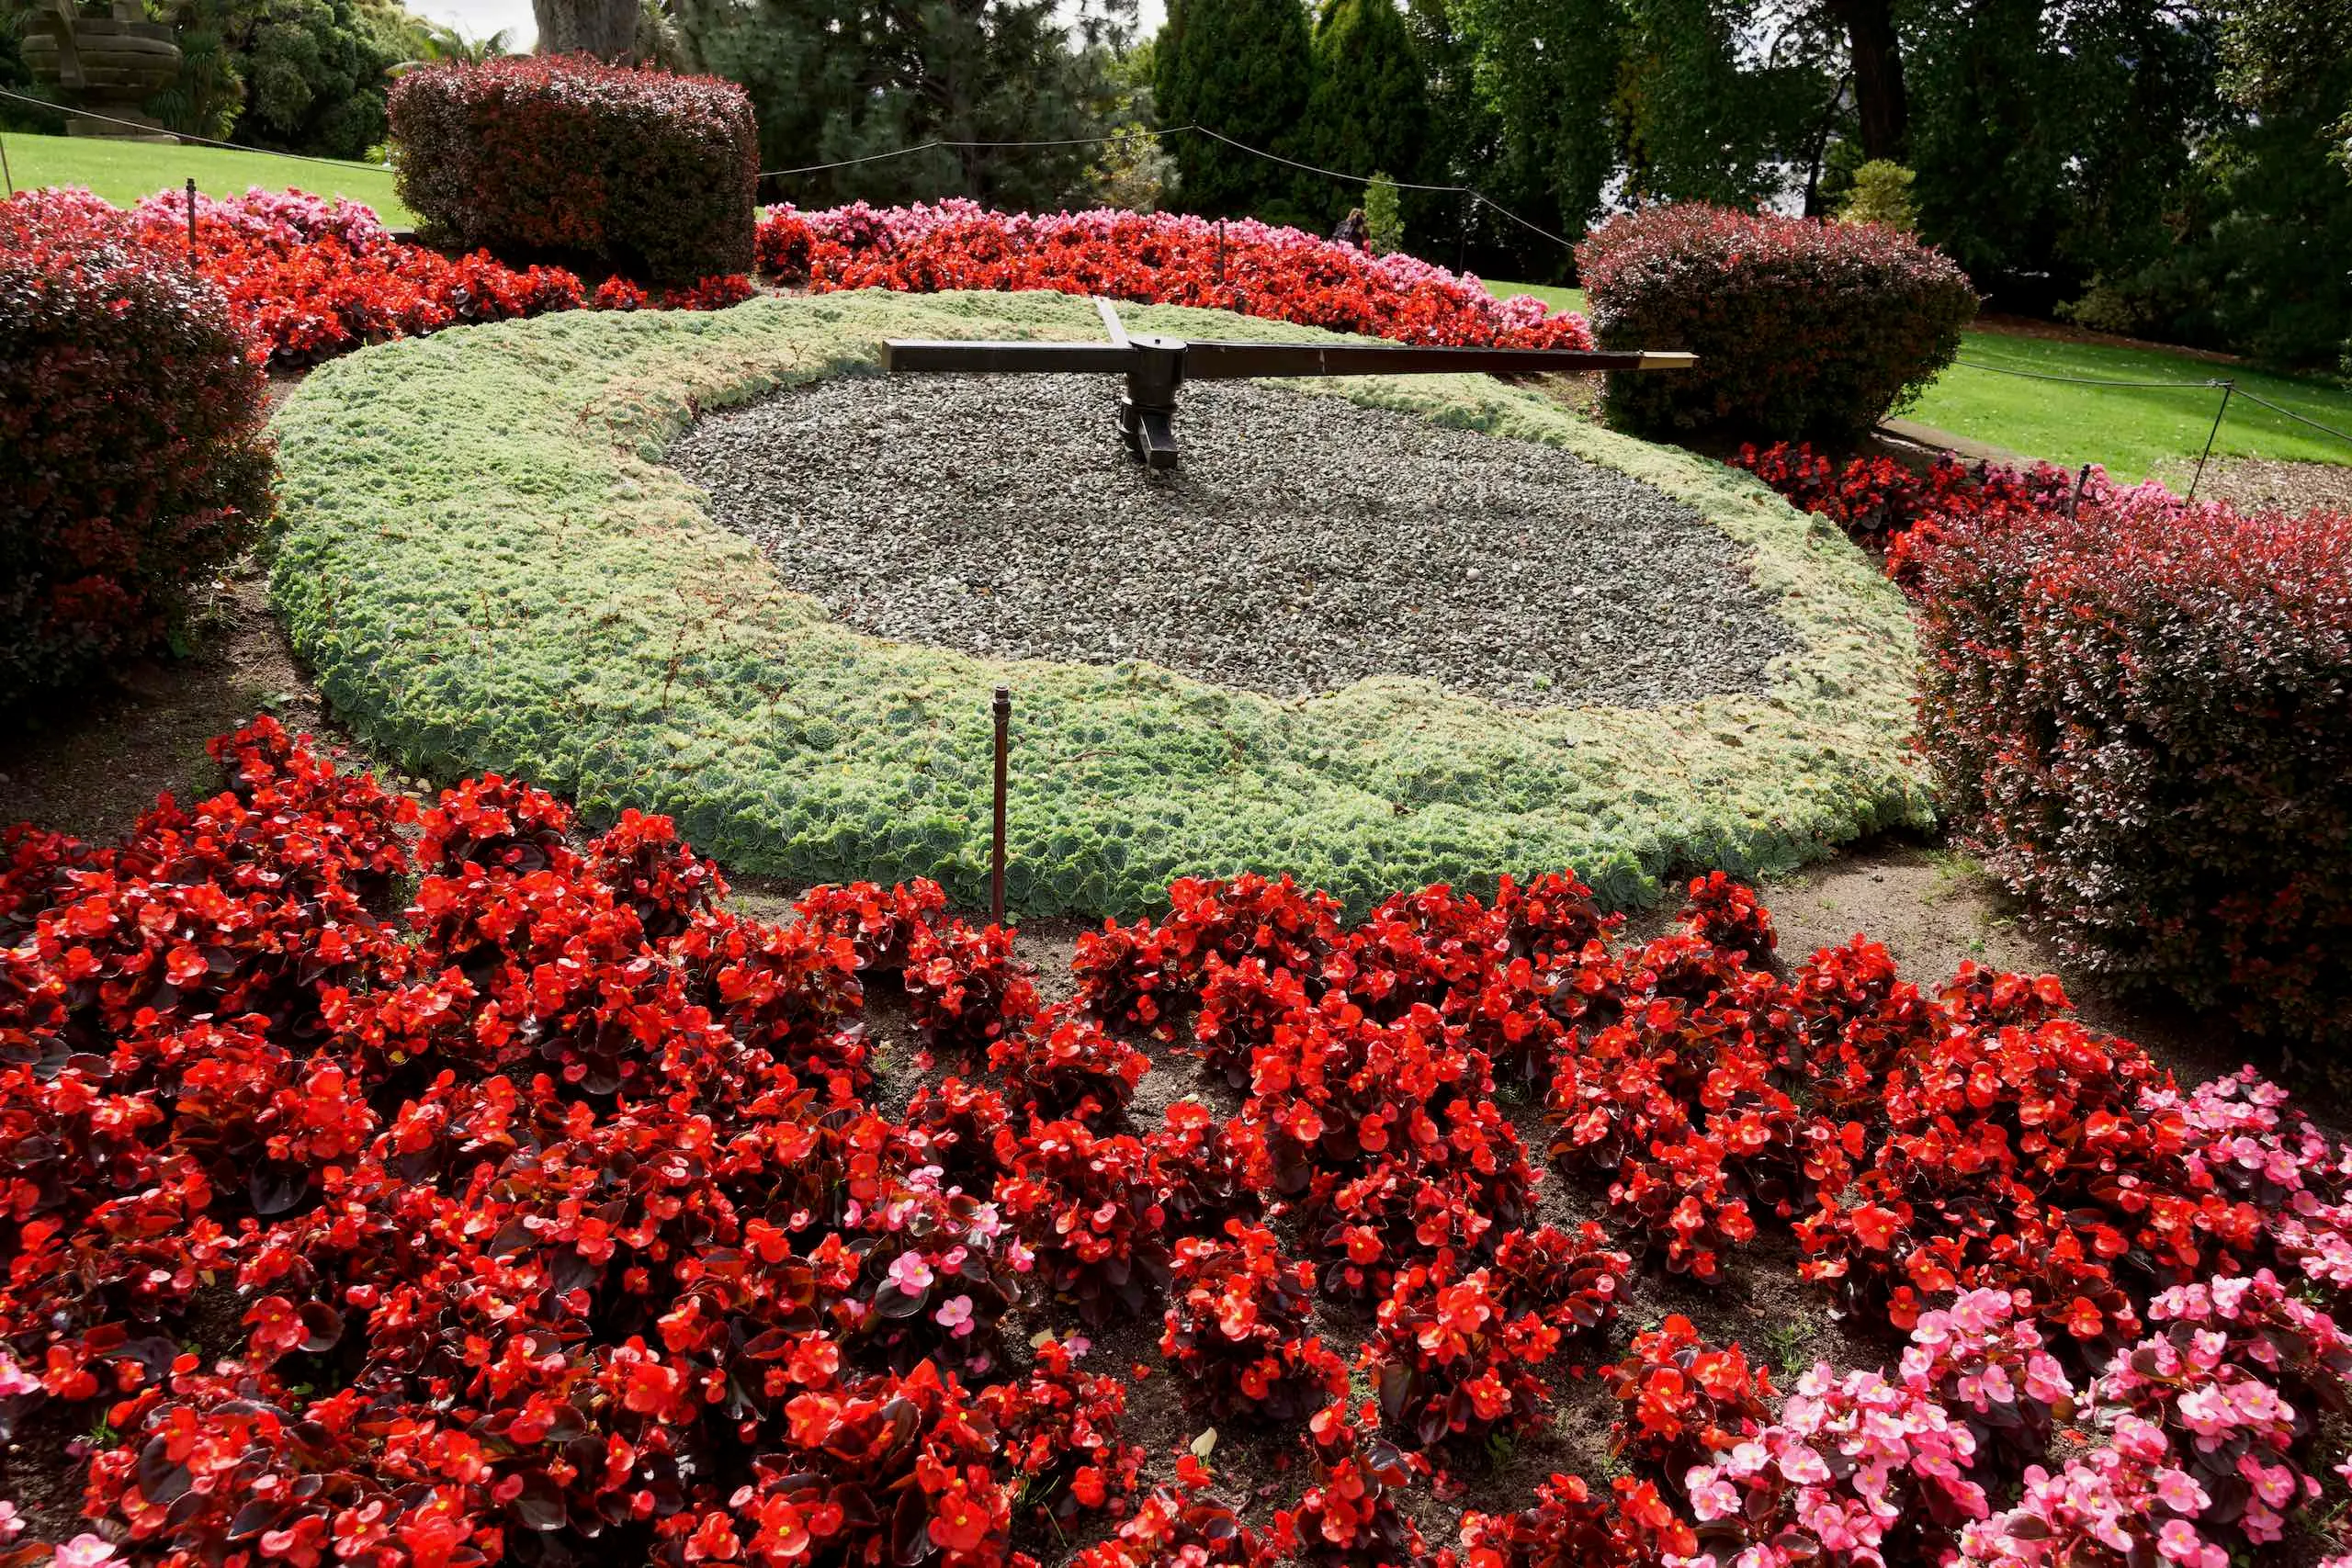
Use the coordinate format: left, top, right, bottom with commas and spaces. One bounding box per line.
1215, 220, 1225, 285
989, 686, 1010, 927
187, 178, 198, 266
2188, 380, 2234, 502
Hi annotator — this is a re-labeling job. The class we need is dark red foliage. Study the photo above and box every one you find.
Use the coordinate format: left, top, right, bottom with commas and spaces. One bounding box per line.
1577, 203, 1977, 439
1602, 1315, 1773, 1483
1075, 872, 1345, 1042
989, 1005, 1151, 1126
1907, 487, 2352, 1058
1280, 1401, 1431, 1568
907, 919, 1042, 1065
1677, 872, 1776, 962
903, 1077, 1018, 1190
795, 878, 948, 976
1142, 1101, 1271, 1239
978, 1337, 1145, 1530
390, 55, 758, 284
0, 200, 273, 700
1072, 1466, 1289, 1568
995, 1119, 1171, 1326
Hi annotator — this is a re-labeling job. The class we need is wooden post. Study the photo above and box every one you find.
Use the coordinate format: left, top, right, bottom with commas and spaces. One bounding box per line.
186, 177, 197, 266
2189, 381, 2234, 502
990, 686, 1010, 927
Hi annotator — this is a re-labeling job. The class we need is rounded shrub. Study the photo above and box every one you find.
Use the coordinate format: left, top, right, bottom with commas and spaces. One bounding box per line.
1577, 203, 1977, 441
0, 193, 274, 705
1911, 489, 2352, 1060
389, 55, 759, 286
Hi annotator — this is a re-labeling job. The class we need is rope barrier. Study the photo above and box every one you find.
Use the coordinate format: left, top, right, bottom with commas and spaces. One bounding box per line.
1951, 355, 2352, 458
1951, 358, 2226, 389
0, 86, 398, 175
2229, 386, 2352, 448
757, 121, 1583, 251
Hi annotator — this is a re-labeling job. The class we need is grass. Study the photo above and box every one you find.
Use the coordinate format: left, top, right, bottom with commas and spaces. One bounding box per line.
268, 289, 1928, 919
1487, 277, 2352, 482
0, 129, 410, 223
1905, 333, 2352, 481
1485, 278, 1587, 316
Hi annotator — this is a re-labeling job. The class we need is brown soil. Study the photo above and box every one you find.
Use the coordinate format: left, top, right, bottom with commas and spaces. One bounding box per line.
2143, 456, 2352, 515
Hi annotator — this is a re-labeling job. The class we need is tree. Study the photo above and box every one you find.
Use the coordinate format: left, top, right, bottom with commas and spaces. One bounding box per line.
1441, 0, 1623, 267
676, 0, 1130, 211
145, 0, 426, 155
1303, 0, 1426, 227
1616, 0, 1841, 206
1904, 0, 2221, 307
1153, 0, 1317, 222
533, 0, 638, 57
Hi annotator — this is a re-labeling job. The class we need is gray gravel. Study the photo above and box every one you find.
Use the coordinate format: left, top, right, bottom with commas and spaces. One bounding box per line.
668, 374, 1796, 707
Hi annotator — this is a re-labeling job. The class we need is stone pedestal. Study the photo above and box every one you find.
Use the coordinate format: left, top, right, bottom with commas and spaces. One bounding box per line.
20, 3, 184, 141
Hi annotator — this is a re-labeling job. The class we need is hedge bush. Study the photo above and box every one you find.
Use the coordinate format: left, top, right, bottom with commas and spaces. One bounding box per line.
390, 55, 758, 285
1577, 204, 1977, 441
0, 194, 274, 705
1911, 489, 2352, 1057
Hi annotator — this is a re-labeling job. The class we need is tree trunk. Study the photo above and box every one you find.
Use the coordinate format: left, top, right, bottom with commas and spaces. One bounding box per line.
1826, 0, 1907, 161
535, 0, 641, 60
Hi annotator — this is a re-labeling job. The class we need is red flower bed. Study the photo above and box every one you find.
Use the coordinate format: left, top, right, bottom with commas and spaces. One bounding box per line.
2, 724, 2350, 1568
0, 186, 758, 371
755, 202, 1594, 351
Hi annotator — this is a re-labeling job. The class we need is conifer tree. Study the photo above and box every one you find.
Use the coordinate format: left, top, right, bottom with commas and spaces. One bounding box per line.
1154, 0, 1317, 222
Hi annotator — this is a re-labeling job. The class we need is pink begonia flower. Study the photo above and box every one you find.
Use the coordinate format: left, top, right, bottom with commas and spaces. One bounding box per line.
0, 1502, 18, 1542
0, 1357, 37, 1398
934, 1295, 975, 1336
1686, 1472, 1740, 1521
887, 1252, 934, 1295
2151, 1468, 2208, 1514
52, 1536, 119, 1568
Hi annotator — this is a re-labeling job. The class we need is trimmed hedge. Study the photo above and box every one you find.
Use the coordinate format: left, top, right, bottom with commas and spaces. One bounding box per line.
1577, 204, 1977, 442
0, 192, 274, 705
390, 55, 758, 286
1912, 488, 2352, 1057
266, 289, 1930, 917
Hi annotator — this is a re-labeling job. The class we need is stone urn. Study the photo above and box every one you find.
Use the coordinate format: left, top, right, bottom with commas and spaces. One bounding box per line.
20, 0, 184, 141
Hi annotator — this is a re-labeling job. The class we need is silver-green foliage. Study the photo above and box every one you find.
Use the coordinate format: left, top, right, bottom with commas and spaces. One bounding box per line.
268, 289, 1931, 916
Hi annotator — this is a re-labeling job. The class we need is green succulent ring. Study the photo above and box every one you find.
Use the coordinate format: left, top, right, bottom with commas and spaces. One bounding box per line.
268, 289, 1929, 916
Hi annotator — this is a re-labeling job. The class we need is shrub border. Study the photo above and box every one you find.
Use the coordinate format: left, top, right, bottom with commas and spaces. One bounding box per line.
268, 288, 1930, 915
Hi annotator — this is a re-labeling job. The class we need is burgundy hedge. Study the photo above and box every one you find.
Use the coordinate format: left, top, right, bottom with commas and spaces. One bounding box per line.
1577, 203, 1978, 441
1910, 488, 2352, 1060
390, 55, 759, 286
0, 197, 273, 705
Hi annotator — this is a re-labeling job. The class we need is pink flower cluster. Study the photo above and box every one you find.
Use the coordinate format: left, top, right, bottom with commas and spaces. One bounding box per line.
1677, 1291, 2068, 1568
1961, 1271, 2348, 1568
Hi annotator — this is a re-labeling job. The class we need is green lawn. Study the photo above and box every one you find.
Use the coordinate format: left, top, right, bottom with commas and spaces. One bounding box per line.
0, 130, 409, 222
1486, 277, 2352, 481
1486, 278, 1588, 316
1905, 333, 2352, 480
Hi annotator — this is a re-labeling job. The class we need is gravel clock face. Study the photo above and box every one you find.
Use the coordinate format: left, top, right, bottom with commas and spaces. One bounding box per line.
669, 373, 1791, 708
